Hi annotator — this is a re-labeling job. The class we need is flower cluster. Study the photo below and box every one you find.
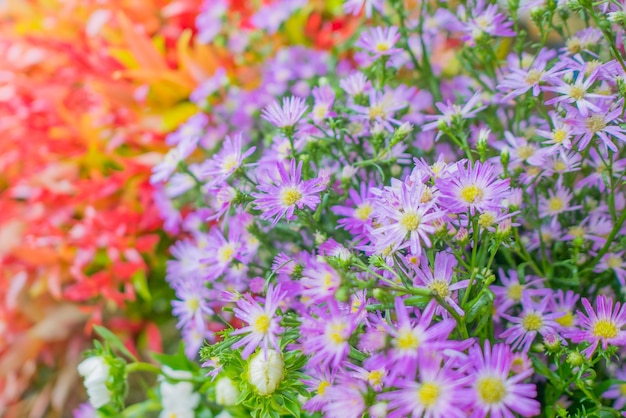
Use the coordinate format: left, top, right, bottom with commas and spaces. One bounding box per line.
80, 0, 626, 417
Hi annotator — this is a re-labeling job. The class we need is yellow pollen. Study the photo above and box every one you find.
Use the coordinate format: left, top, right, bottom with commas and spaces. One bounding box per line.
547, 197, 565, 213
421, 188, 434, 203
313, 104, 328, 120
568, 226, 585, 238
593, 319, 619, 339
516, 145, 535, 160
479, 212, 496, 228
351, 299, 362, 313
253, 314, 271, 333
431, 163, 444, 177
566, 38, 581, 54
522, 312, 544, 331
408, 255, 419, 265
322, 272, 334, 289
354, 203, 373, 221
552, 129, 567, 144
418, 382, 441, 407
540, 231, 553, 242
620, 383, 626, 396
507, 283, 523, 301
555, 311, 574, 328
221, 154, 239, 172
554, 161, 567, 172
186, 297, 199, 312
217, 243, 235, 263
511, 357, 525, 372
394, 328, 420, 350
526, 166, 541, 177
375, 42, 390, 52
476, 376, 507, 404
369, 103, 386, 119
280, 186, 302, 206
326, 323, 348, 345
525, 69, 542, 84
607, 255, 622, 269
400, 211, 421, 231
317, 380, 330, 396
475, 16, 490, 29
569, 85, 585, 101
429, 279, 450, 298
586, 60, 601, 75
460, 184, 484, 204
367, 370, 384, 387
585, 115, 606, 133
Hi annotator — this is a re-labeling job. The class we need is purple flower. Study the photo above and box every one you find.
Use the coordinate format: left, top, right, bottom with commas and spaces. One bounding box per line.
231, 284, 286, 359
603, 367, 626, 409
261, 96, 308, 128
422, 91, 486, 134
565, 295, 626, 358
414, 251, 469, 316
202, 132, 256, 188
356, 26, 403, 58
340, 72, 371, 97
349, 89, 405, 131
466, 340, 540, 417
437, 160, 510, 215
500, 293, 563, 352
343, 0, 384, 18
461, 0, 515, 43
498, 49, 561, 99
538, 183, 581, 218
190, 68, 228, 105
544, 68, 606, 117
596, 252, 626, 286
567, 105, 626, 152
171, 278, 214, 330
252, 160, 325, 225
333, 182, 376, 242
311, 85, 336, 122
321, 374, 367, 418
150, 139, 196, 184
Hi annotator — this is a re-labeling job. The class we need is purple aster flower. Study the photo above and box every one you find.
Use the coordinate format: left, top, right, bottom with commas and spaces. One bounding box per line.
491, 269, 546, 316
437, 160, 510, 215
466, 340, 540, 417
202, 132, 256, 188
333, 181, 376, 242
356, 26, 403, 58
311, 84, 336, 122
544, 67, 606, 116
261, 96, 308, 129
150, 138, 196, 184
380, 352, 471, 418
202, 222, 244, 280
252, 160, 326, 225
166, 238, 210, 285
343, 0, 384, 18
414, 251, 469, 316
231, 284, 286, 359
538, 183, 581, 218
461, 0, 515, 43
567, 105, 626, 152
565, 295, 626, 358
195, 0, 227, 43
340, 72, 371, 97
596, 252, 626, 286
577, 149, 626, 192
321, 374, 367, 418
171, 278, 214, 330
498, 48, 561, 99
302, 368, 335, 413
300, 260, 342, 304
182, 323, 210, 359
371, 182, 443, 255
422, 91, 486, 134
535, 114, 573, 152
190, 68, 228, 106
603, 367, 626, 409
165, 113, 209, 146
250, 0, 306, 34
500, 293, 563, 352
550, 289, 580, 329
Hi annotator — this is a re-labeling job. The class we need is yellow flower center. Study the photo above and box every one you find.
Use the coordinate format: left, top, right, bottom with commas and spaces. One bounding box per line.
429, 279, 450, 298
313, 104, 328, 120
620, 383, 626, 396
585, 115, 606, 133
326, 323, 348, 345
280, 186, 302, 207
217, 243, 235, 264
507, 283, 523, 301
418, 382, 441, 407
566, 38, 581, 54
317, 380, 330, 396
420, 187, 434, 203
569, 85, 586, 101
186, 297, 199, 312
400, 211, 421, 231
322, 272, 335, 290
517, 145, 535, 160
369, 103, 387, 119
526, 166, 541, 177
607, 255, 622, 269
525, 69, 542, 84
547, 197, 564, 213
555, 311, 574, 328
375, 42, 390, 52
568, 226, 585, 238
460, 184, 484, 204
253, 313, 271, 333
394, 328, 420, 350
354, 203, 373, 221
522, 312, 543, 331
476, 376, 507, 404
553, 129, 567, 144
478, 212, 496, 228
593, 319, 619, 339
554, 161, 567, 172
221, 154, 239, 172
367, 370, 385, 387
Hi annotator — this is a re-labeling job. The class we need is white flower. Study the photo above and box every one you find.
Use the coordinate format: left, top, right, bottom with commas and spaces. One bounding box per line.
77, 356, 112, 409
159, 367, 200, 418
247, 349, 284, 395
215, 377, 239, 406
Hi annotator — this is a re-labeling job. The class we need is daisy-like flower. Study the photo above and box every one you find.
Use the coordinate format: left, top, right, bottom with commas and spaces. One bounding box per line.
333, 182, 376, 241
536, 114, 573, 152
566, 295, 626, 358
321, 375, 368, 418
302, 368, 335, 413
202, 132, 256, 188
500, 293, 563, 352
538, 183, 581, 218
603, 367, 626, 410
498, 49, 561, 99
467, 341, 540, 417
568, 105, 626, 152
343, 0, 384, 18
596, 252, 626, 286
422, 91, 486, 135
414, 251, 469, 316
231, 284, 286, 359
261, 96, 308, 129
356, 26, 403, 58
491, 269, 546, 315
350, 89, 405, 131
380, 352, 471, 418
461, 0, 515, 43
311, 85, 336, 123
150, 139, 196, 184
340, 72, 371, 97
371, 182, 444, 255
544, 68, 605, 116
252, 160, 326, 225
437, 160, 510, 215
550, 289, 580, 329
171, 278, 214, 330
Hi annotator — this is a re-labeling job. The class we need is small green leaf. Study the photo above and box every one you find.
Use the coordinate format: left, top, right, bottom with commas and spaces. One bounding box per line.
94, 325, 138, 361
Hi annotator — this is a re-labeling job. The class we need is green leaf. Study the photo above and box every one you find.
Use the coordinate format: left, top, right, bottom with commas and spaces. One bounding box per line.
94, 325, 138, 361
131, 270, 151, 302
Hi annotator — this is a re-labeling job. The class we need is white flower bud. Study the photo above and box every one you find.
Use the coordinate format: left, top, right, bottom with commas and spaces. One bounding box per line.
247, 350, 284, 395
215, 377, 239, 406
77, 356, 112, 409
159, 367, 200, 418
